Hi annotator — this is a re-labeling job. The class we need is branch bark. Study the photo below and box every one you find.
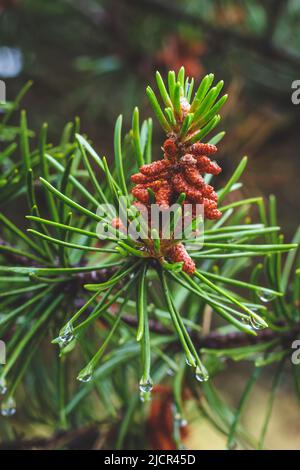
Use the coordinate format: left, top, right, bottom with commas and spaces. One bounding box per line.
121, 313, 300, 349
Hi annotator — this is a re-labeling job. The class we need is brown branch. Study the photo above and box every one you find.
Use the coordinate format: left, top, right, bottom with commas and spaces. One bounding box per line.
193, 324, 300, 349
124, 0, 300, 68
121, 313, 300, 349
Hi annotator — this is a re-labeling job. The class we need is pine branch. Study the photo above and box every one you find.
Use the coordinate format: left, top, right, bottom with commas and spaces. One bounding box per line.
124, 0, 300, 68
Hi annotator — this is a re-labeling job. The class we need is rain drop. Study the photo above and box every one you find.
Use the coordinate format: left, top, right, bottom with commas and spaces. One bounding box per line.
1, 396, 16, 417
77, 372, 93, 383
58, 322, 74, 347
195, 366, 209, 382
258, 290, 276, 303
185, 355, 196, 367
249, 316, 267, 331
139, 377, 153, 394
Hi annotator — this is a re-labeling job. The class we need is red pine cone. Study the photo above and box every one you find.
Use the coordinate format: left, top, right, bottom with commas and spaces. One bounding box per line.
130, 138, 222, 220
190, 142, 218, 156
167, 243, 196, 275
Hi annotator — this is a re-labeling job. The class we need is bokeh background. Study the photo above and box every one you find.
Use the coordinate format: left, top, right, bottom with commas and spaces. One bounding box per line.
0, 0, 300, 449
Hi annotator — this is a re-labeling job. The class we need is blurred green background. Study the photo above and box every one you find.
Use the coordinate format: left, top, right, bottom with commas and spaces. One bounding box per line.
0, 0, 300, 449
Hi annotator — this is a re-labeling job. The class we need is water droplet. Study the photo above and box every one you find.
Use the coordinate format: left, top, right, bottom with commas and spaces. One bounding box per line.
258, 290, 276, 303
77, 372, 93, 383
249, 316, 267, 330
1, 396, 16, 417
185, 355, 196, 367
58, 322, 74, 347
0, 378, 7, 395
195, 365, 209, 382
77, 364, 94, 383
139, 377, 153, 393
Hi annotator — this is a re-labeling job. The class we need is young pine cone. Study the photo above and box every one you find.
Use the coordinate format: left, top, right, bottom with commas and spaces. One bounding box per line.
167, 243, 196, 275
131, 139, 222, 220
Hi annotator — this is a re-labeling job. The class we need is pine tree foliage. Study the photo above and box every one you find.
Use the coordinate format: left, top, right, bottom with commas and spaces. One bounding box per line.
0, 70, 299, 449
